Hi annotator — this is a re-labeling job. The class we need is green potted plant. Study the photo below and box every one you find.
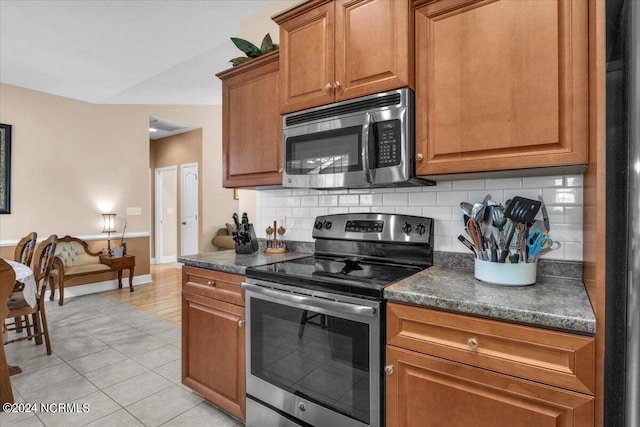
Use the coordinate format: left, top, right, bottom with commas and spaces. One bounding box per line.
229, 33, 278, 66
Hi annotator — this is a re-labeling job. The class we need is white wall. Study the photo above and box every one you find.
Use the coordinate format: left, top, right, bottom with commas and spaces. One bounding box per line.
255, 174, 584, 261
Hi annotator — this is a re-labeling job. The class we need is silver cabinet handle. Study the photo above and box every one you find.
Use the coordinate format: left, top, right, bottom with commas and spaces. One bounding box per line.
238, 320, 245, 327
242, 283, 376, 317
333, 81, 341, 90
467, 337, 479, 350
384, 365, 394, 375
207, 280, 215, 287
416, 153, 424, 162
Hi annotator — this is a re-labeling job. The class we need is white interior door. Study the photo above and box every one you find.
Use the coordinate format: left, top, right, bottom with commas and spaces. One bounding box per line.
181, 163, 199, 256
155, 166, 177, 263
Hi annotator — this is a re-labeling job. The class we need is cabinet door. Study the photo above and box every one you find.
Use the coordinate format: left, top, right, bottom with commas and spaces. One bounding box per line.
334, 0, 411, 101
217, 51, 282, 187
182, 291, 245, 420
278, 1, 335, 114
386, 346, 594, 427
414, 0, 588, 175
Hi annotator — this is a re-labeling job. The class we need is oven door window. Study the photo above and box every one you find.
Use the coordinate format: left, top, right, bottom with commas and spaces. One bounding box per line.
286, 126, 362, 175
250, 298, 370, 424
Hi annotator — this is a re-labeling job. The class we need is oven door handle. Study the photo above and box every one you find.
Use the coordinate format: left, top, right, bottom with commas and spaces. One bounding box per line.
242, 283, 377, 317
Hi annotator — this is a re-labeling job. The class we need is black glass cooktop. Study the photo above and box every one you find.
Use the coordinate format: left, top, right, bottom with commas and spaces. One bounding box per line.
245, 255, 424, 300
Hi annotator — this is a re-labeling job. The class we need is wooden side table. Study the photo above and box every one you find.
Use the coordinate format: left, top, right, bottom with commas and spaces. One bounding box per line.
100, 255, 136, 292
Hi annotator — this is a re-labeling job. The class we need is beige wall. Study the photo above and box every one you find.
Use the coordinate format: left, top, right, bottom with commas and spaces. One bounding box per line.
149, 129, 204, 257
0, 83, 238, 260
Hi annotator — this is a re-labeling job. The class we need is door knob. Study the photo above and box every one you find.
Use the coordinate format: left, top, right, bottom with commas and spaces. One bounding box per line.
467, 337, 479, 349
333, 81, 341, 90
238, 319, 245, 327
416, 153, 424, 162
325, 83, 333, 91
384, 365, 394, 375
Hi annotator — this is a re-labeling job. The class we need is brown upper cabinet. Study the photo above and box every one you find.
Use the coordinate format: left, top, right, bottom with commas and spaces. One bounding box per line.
274, 0, 413, 114
414, 0, 589, 175
216, 51, 282, 188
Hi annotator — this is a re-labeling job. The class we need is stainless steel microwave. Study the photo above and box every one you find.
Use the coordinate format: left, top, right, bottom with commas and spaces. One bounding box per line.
282, 88, 434, 189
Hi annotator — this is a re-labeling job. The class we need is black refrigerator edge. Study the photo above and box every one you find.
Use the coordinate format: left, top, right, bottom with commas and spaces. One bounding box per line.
604, 0, 639, 425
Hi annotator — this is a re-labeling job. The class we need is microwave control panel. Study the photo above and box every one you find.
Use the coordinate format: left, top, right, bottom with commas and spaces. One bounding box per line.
375, 120, 401, 167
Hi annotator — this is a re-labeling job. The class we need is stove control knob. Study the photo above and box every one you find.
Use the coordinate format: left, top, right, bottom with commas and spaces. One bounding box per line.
324, 220, 332, 230
314, 220, 324, 230
298, 402, 306, 412
416, 223, 426, 236
401, 222, 412, 235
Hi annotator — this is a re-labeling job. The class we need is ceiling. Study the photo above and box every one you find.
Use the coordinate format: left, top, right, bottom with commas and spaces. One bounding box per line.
0, 0, 277, 106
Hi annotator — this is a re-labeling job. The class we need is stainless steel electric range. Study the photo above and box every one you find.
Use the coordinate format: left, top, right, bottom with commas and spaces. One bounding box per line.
242, 213, 434, 427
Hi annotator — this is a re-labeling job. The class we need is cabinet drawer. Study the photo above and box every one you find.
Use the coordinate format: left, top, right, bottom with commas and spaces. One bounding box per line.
386, 346, 594, 427
182, 266, 244, 306
387, 302, 595, 394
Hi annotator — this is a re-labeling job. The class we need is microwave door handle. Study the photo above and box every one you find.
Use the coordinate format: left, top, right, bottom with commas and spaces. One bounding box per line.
362, 113, 375, 184
242, 282, 376, 317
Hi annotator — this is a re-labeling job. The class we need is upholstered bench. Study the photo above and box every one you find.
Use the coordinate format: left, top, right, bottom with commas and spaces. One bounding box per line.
49, 236, 111, 305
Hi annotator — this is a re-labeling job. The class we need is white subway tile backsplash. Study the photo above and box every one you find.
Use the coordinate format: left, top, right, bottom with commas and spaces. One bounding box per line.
543, 187, 583, 205
284, 197, 301, 207
409, 192, 437, 206
268, 197, 284, 208
452, 179, 486, 190
395, 206, 423, 216
318, 195, 338, 206
522, 175, 565, 188
437, 191, 469, 206
504, 188, 541, 202
255, 173, 584, 261
566, 175, 583, 187
371, 206, 395, 213
360, 194, 383, 206
338, 194, 360, 206
485, 177, 522, 189
383, 193, 408, 206
300, 196, 319, 207
564, 207, 583, 224
292, 207, 310, 218
423, 206, 454, 221
349, 207, 371, 213
563, 242, 583, 261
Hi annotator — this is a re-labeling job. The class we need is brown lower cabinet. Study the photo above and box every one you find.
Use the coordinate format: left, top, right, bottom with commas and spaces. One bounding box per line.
182, 267, 245, 421
386, 302, 595, 426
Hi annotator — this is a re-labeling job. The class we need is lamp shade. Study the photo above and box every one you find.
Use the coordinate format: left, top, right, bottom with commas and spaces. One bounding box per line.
102, 213, 116, 233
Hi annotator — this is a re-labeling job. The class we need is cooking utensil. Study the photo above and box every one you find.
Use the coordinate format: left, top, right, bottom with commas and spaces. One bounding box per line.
492, 206, 507, 247
471, 202, 485, 223
538, 195, 550, 233
526, 230, 553, 262
466, 218, 484, 260
498, 197, 542, 262
460, 202, 474, 217
457, 235, 477, 256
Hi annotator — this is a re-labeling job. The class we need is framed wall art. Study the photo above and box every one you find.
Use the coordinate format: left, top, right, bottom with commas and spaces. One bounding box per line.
0, 123, 11, 214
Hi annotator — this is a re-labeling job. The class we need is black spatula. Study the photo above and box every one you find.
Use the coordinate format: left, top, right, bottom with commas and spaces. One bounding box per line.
498, 197, 542, 263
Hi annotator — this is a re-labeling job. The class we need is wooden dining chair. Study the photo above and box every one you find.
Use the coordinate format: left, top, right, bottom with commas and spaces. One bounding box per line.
11, 232, 37, 332
1, 258, 16, 406
14, 232, 37, 267
4, 235, 57, 355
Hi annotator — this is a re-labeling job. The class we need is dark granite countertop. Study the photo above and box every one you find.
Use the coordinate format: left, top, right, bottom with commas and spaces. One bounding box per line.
178, 250, 312, 275
385, 266, 596, 335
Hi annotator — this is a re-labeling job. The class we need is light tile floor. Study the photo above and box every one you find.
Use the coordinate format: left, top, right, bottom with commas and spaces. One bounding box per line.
1, 294, 243, 427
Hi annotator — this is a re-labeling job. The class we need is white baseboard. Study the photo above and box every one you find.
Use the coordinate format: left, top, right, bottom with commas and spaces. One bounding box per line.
52, 274, 153, 300
157, 255, 177, 264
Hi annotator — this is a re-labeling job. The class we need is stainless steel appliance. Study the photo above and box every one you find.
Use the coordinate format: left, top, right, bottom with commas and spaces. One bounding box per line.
282, 88, 434, 189
605, 1, 640, 425
242, 213, 434, 427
